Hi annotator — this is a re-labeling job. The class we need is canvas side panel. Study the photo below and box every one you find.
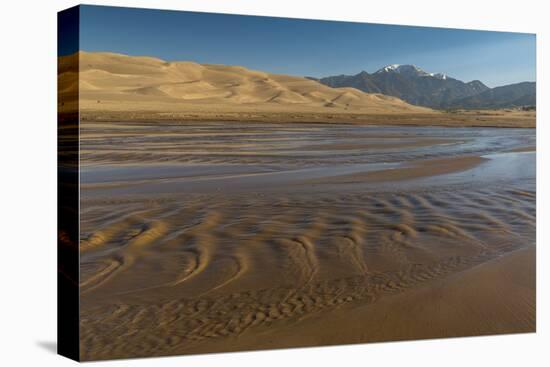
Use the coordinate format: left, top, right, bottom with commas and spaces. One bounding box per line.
57, 5, 80, 362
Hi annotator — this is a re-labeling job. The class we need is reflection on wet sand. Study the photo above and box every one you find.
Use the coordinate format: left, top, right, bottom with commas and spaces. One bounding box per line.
79, 122, 535, 360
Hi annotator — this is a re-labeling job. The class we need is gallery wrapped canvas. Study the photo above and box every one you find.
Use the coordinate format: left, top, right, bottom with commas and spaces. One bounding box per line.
58, 5, 536, 361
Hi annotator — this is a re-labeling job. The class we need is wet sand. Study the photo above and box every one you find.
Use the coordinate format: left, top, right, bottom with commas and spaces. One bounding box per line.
78, 122, 535, 360
183, 246, 535, 354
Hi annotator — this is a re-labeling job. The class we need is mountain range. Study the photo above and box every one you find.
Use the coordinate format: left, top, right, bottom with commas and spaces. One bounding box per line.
312, 64, 535, 109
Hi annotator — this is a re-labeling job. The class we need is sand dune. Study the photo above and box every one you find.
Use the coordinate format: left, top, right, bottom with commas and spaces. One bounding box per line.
61, 51, 432, 115
58, 52, 536, 127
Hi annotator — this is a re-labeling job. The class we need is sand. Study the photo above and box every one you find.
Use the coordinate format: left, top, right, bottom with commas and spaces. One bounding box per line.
69, 51, 431, 114
77, 122, 536, 360
181, 246, 536, 354
303, 156, 488, 184
58, 52, 535, 127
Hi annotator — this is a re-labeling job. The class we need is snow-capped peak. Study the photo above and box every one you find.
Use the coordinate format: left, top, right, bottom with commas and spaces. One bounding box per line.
378, 64, 402, 72
375, 64, 446, 79
376, 64, 424, 74
431, 72, 447, 80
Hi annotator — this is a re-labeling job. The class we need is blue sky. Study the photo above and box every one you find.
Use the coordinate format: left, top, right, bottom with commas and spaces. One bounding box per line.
76, 5, 536, 87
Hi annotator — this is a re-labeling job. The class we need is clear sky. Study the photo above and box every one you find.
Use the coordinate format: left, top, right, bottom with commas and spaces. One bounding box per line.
75, 5, 536, 87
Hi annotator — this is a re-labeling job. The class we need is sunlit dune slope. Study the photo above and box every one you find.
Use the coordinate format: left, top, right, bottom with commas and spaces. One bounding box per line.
61, 51, 434, 114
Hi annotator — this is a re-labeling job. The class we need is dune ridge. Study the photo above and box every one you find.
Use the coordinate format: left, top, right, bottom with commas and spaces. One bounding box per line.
60, 51, 433, 115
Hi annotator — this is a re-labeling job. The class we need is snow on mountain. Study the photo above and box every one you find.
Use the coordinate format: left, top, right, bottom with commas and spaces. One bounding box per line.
318, 65, 492, 108
431, 72, 447, 80
376, 64, 446, 79
378, 64, 402, 73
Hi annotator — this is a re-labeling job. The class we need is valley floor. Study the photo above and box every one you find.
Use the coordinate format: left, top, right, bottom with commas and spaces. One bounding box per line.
80, 110, 536, 128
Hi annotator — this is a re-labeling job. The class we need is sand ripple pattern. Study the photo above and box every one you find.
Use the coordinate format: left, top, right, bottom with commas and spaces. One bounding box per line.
79, 185, 535, 360
78, 122, 535, 360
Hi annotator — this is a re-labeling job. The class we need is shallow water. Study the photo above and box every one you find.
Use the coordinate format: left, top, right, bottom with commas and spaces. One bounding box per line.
80, 122, 535, 166
80, 122, 535, 194
78, 122, 535, 360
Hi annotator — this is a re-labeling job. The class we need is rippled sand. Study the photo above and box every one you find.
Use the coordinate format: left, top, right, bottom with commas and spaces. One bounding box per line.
78, 122, 535, 360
